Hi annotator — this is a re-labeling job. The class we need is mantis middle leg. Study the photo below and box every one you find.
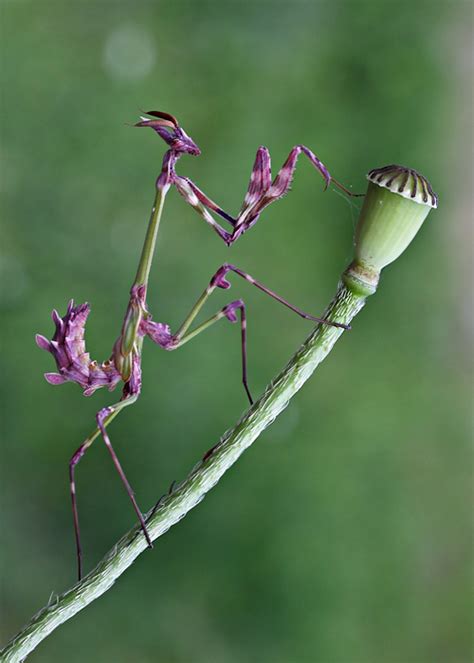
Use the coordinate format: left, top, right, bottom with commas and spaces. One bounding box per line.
142, 263, 349, 406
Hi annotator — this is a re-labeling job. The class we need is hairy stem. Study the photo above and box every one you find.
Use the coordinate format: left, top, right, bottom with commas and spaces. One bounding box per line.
1, 281, 366, 662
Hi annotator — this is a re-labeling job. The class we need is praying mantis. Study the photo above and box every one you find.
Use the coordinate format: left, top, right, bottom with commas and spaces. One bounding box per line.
36, 111, 357, 580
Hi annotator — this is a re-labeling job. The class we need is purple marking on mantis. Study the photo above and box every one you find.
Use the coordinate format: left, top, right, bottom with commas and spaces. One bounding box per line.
136, 110, 362, 246
37, 110, 351, 581
36, 301, 121, 396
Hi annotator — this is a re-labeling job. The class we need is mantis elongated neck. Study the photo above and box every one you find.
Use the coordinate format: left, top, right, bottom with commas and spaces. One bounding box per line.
133, 187, 167, 287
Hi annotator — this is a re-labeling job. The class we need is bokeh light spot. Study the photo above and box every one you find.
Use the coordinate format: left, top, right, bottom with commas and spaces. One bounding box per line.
103, 24, 155, 81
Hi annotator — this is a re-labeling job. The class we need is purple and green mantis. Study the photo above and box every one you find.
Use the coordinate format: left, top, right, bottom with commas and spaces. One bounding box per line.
36, 111, 357, 580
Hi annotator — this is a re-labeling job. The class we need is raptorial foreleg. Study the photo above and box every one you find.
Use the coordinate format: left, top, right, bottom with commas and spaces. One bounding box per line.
173, 145, 361, 246
233, 144, 363, 239
174, 177, 234, 244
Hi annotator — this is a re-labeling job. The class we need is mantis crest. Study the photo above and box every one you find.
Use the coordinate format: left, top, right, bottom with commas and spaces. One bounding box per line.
36, 111, 356, 579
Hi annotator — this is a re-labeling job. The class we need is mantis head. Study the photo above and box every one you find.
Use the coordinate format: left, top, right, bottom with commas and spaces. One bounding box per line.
135, 110, 201, 156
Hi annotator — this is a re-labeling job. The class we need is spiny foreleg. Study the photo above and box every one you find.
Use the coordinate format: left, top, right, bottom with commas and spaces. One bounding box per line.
174, 145, 360, 245
174, 177, 234, 244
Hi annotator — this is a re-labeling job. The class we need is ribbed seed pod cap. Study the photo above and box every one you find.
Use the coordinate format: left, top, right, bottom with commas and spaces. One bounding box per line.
367, 165, 438, 209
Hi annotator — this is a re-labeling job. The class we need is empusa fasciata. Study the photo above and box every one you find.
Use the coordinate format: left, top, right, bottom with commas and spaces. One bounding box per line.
36, 111, 357, 580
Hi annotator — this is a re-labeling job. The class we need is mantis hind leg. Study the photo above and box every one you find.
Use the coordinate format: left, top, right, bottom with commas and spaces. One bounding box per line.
69, 428, 101, 581
96, 396, 153, 549
69, 394, 152, 581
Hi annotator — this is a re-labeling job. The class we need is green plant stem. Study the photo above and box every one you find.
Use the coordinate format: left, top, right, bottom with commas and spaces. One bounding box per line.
1, 280, 367, 663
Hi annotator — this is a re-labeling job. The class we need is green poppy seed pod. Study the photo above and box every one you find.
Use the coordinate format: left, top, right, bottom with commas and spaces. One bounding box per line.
343, 165, 438, 296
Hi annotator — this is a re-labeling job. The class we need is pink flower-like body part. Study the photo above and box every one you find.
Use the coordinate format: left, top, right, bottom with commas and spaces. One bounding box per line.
36, 300, 121, 397
139, 318, 174, 350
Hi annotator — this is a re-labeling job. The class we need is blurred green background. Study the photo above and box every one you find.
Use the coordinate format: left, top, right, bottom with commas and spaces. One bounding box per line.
1, 1, 472, 661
